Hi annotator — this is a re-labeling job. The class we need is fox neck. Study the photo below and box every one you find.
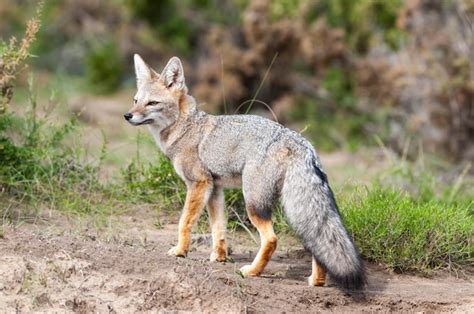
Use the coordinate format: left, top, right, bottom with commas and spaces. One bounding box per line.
148, 94, 199, 155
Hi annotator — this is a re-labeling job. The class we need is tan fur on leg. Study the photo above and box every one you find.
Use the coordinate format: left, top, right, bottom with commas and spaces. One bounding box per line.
308, 256, 326, 286
168, 180, 211, 257
240, 213, 277, 276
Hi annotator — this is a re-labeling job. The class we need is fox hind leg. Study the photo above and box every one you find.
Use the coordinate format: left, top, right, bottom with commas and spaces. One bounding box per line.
239, 205, 277, 277
207, 186, 227, 262
239, 161, 282, 277
308, 256, 326, 286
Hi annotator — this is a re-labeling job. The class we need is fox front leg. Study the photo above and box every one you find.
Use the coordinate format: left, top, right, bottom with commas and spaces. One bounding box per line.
167, 180, 212, 257
206, 187, 227, 262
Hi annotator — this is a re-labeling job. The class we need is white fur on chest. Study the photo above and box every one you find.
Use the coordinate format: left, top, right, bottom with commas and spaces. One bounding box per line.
147, 125, 167, 153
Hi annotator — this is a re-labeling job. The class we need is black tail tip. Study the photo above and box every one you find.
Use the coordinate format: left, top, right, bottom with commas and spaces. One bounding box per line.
333, 269, 367, 290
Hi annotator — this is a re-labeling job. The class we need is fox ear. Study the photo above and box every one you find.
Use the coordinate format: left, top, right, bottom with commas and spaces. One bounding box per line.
161, 57, 185, 90
134, 54, 157, 87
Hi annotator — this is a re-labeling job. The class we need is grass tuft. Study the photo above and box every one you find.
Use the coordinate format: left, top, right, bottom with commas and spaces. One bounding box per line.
120, 152, 186, 210
341, 184, 473, 273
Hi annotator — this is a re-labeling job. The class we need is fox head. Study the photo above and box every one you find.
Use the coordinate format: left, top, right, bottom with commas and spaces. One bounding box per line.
124, 54, 187, 129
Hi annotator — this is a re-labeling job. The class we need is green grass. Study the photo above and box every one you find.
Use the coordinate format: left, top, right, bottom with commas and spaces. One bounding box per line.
336, 150, 473, 273
341, 184, 473, 273
0, 77, 124, 227
120, 151, 186, 210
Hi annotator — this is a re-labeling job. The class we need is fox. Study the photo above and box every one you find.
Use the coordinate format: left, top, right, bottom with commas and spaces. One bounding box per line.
124, 54, 366, 289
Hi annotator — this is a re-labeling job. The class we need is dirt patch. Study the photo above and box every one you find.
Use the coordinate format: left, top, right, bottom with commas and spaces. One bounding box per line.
0, 212, 473, 312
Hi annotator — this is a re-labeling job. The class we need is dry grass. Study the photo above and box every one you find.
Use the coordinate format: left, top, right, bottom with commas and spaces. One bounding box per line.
0, 1, 42, 113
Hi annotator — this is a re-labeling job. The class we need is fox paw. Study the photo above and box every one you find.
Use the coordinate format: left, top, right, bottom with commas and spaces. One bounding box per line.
209, 251, 227, 262
307, 275, 325, 286
210, 246, 227, 262
167, 246, 186, 257
239, 264, 261, 277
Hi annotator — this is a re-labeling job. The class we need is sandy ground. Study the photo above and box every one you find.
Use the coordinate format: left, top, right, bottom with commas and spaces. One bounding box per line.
1, 209, 473, 313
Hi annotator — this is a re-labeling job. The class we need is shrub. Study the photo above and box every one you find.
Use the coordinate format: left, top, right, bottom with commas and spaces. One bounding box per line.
307, 0, 405, 52
0, 3, 42, 113
125, 0, 190, 53
85, 39, 123, 94
0, 77, 108, 218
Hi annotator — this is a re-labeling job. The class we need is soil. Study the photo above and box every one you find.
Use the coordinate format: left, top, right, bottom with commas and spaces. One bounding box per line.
1, 209, 473, 313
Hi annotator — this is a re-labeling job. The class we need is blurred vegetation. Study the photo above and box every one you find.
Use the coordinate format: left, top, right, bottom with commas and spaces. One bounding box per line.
125, 0, 191, 54
289, 66, 380, 151
307, 0, 405, 51
2, 0, 472, 160
85, 39, 123, 94
0, 3, 41, 113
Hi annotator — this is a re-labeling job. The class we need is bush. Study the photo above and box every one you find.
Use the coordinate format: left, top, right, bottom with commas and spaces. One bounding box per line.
337, 151, 474, 273
308, 0, 405, 52
0, 4, 41, 113
125, 0, 191, 53
85, 39, 123, 94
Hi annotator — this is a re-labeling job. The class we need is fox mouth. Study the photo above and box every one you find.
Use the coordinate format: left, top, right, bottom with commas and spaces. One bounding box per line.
130, 119, 154, 126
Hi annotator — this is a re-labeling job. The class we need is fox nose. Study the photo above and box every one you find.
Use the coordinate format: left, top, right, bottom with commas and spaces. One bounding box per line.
124, 112, 133, 121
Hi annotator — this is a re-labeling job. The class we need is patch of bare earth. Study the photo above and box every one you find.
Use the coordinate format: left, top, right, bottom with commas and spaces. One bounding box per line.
0, 210, 473, 313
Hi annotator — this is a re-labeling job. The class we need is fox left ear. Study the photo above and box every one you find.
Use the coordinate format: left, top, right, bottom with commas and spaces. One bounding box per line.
134, 54, 158, 87
161, 57, 185, 90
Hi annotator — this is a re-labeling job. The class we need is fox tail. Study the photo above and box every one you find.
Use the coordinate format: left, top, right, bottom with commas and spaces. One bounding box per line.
281, 150, 366, 289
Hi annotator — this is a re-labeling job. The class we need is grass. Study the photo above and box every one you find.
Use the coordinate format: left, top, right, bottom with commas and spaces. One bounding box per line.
338, 148, 473, 273
120, 150, 186, 210
341, 184, 473, 273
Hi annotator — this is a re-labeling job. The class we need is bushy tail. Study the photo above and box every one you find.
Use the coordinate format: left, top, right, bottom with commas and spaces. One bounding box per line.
281, 152, 366, 289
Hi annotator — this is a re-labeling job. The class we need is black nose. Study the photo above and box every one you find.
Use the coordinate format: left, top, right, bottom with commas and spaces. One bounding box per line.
124, 113, 133, 121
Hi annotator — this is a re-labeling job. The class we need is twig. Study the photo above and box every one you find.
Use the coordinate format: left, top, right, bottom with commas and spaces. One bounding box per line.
245, 52, 279, 114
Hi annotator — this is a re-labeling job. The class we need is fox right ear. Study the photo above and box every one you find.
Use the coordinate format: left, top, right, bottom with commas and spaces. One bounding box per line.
134, 54, 157, 87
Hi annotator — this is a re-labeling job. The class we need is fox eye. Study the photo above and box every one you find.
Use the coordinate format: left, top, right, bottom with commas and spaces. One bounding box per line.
133, 98, 137, 104
146, 101, 160, 107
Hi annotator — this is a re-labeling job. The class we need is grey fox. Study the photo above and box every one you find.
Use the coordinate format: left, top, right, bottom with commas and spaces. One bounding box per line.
124, 55, 366, 289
